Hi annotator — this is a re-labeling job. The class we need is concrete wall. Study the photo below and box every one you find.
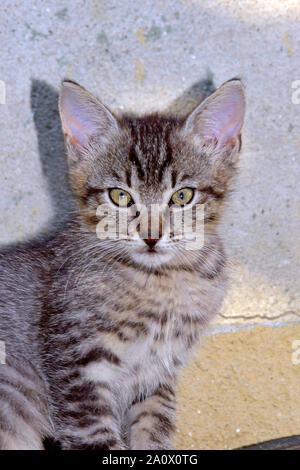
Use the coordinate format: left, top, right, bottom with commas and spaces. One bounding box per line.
0, 0, 299, 448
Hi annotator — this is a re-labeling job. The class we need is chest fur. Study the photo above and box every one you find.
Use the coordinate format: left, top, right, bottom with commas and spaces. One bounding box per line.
91, 266, 224, 383
61, 262, 226, 403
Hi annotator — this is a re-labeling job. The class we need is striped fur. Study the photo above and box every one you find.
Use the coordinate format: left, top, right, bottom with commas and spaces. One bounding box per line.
0, 79, 245, 449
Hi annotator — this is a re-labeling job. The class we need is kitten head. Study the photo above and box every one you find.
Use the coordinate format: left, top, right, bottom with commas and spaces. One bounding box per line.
59, 79, 245, 270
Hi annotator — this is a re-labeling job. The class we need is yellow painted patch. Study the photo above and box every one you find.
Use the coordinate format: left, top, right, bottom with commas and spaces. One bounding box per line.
31, 208, 38, 219
66, 64, 73, 75
136, 27, 146, 45
283, 31, 293, 56
175, 324, 300, 449
134, 59, 145, 85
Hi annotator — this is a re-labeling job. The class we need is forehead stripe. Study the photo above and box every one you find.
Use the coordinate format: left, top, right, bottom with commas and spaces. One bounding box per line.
158, 129, 173, 182
129, 144, 145, 180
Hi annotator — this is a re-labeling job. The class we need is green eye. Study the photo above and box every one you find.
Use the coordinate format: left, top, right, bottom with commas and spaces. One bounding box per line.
171, 188, 194, 206
109, 188, 133, 207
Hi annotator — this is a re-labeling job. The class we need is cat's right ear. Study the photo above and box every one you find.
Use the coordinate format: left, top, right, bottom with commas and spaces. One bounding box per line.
59, 80, 119, 154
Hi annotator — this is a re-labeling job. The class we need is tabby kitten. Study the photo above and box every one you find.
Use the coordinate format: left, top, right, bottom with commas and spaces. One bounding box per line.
0, 78, 245, 450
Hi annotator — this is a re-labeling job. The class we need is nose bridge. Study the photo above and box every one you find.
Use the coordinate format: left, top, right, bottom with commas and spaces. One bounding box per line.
149, 204, 162, 239
139, 203, 162, 240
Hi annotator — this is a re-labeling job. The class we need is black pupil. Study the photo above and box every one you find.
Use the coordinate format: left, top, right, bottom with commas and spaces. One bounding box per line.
179, 192, 184, 200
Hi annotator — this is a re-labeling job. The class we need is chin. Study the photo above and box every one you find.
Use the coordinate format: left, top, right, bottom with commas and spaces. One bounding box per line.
130, 248, 175, 270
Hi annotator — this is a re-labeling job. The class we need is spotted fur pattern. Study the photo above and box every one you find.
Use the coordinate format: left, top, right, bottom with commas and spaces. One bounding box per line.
0, 79, 245, 449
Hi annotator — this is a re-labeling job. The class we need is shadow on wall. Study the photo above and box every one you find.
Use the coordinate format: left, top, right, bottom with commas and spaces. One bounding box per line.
28, 74, 216, 234
30, 79, 75, 229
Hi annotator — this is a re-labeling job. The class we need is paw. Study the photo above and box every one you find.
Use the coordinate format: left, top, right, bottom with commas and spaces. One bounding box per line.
131, 438, 173, 451
62, 437, 126, 450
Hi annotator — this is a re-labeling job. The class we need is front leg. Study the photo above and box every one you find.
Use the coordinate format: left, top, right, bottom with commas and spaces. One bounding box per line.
54, 350, 125, 450
129, 382, 176, 450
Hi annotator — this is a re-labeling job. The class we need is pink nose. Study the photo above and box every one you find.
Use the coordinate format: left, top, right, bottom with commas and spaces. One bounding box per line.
144, 237, 158, 249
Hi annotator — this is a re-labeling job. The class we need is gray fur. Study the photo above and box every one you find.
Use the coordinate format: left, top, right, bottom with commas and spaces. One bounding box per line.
0, 79, 245, 449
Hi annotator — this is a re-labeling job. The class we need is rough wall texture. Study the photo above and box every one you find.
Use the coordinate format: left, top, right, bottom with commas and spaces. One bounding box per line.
0, 0, 299, 448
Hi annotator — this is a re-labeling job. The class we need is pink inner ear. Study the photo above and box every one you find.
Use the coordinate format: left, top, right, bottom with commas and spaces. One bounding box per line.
63, 112, 95, 148
186, 81, 245, 151
60, 85, 102, 149
60, 83, 119, 151
215, 111, 243, 149
206, 98, 244, 150
61, 97, 96, 148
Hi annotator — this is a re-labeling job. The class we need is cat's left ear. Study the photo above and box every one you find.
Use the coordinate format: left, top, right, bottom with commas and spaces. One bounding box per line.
59, 80, 119, 152
182, 79, 246, 153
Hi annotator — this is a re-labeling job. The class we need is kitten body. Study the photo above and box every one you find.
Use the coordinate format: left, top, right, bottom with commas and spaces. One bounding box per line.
0, 79, 245, 449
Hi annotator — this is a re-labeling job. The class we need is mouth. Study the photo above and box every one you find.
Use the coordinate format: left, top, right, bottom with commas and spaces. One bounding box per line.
129, 242, 174, 268
145, 247, 157, 255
